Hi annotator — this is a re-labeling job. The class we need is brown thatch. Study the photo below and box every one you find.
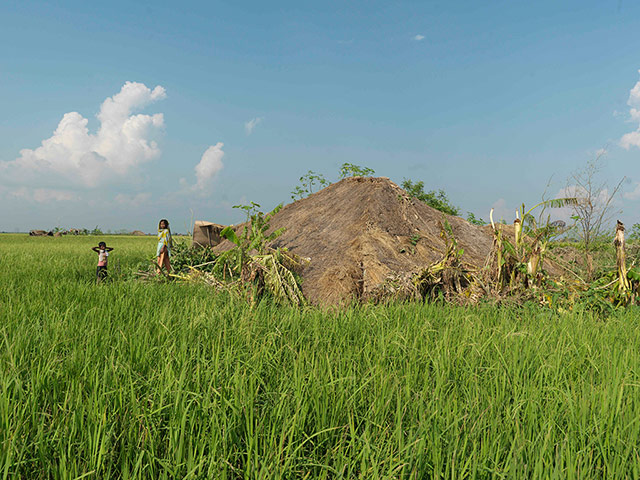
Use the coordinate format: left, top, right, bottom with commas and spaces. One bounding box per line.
130, 230, 146, 236
192, 221, 226, 248
213, 177, 511, 305
29, 230, 49, 236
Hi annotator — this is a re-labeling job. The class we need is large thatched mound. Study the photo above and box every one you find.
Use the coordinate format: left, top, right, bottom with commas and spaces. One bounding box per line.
215, 177, 504, 305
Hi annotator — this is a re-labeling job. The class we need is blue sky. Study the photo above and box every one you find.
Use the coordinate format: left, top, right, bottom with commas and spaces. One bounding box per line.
1, 0, 640, 232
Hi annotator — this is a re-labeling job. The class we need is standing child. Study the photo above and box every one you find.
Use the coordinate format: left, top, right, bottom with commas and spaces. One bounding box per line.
92, 241, 114, 283
156, 219, 172, 274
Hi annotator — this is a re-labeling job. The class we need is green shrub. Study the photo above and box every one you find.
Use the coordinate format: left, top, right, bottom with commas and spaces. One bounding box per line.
401, 179, 460, 216
339, 163, 375, 178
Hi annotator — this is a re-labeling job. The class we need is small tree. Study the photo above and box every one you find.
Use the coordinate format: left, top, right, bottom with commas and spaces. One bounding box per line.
566, 154, 624, 277
401, 179, 460, 216
339, 163, 375, 178
291, 170, 329, 200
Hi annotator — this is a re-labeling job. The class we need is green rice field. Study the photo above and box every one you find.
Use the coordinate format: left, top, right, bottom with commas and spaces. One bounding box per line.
2, 233, 640, 478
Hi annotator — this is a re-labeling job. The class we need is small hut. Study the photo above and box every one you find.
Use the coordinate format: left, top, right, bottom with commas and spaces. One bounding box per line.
192, 221, 226, 248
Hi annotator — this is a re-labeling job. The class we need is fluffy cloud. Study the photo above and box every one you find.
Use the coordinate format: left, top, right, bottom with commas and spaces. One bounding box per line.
621, 71, 640, 149
414, 34, 425, 41
195, 143, 225, 190
181, 143, 225, 194
0, 81, 166, 188
244, 117, 263, 135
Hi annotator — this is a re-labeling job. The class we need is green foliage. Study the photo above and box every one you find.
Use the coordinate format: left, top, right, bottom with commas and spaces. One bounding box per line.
466, 212, 485, 225
489, 199, 576, 290
630, 223, 640, 242
216, 202, 285, 279
338, 162, 375, 178
169, 238, 218, 274
545, 266, 640, 313
520, 197, 577, 234
401, 179, 460, 216
291, 170, 329, 200
90, 225, 103, 235
414, 220, 468, 300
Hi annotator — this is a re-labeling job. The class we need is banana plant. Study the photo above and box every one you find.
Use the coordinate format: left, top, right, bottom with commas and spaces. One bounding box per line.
614, 220, 631, 293
490, 197, 577, 289
516, 197, 577, 276
215, 202, 285, 279
212, 202, 305, 305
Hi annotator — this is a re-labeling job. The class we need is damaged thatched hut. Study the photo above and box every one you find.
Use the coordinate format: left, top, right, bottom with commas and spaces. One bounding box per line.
192, 221, 226, 248
29, 230, 51, 237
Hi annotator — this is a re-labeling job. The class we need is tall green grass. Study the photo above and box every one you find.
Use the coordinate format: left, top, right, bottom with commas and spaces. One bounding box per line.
2, 234, 640, 478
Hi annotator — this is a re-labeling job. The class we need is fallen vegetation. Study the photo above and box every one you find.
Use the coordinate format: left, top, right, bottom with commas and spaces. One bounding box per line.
169, 177, 640, 314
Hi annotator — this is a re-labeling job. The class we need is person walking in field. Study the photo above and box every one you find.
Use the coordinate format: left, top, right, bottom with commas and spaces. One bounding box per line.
156, 218, 172, 275
92, 241, 113, 283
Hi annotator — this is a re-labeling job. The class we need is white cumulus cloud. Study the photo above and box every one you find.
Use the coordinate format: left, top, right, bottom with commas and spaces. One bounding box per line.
195, 143, 224, 190
621, 70, 640, 150
180, 143, 225, 194
244, 117, 263, 135
414, 34, 425, 41
0, 81, 166, 189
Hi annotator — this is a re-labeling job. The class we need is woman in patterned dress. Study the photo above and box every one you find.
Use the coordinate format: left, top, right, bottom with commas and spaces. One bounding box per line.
156, 218, 173, 274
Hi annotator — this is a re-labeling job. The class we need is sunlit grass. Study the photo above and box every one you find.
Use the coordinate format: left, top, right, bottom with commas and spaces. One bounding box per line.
2, 234, 640, 478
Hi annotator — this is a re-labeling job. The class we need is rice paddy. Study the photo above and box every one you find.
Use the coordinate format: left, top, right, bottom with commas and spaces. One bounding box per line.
2, 234, 640, 479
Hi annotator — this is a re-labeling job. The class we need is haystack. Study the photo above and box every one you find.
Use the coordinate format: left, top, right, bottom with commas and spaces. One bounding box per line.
192, 221, 226, 248
215, 177, 504, 305
131, 230, 146, 236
